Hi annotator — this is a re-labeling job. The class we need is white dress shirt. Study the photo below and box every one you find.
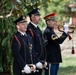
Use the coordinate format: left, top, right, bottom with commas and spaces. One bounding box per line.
31, 22, 37, 28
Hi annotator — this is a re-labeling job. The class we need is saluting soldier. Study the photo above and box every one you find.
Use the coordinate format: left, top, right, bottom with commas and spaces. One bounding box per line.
43, 12, 69, 75
10, 15, 36, 75
27, 8, 47, 75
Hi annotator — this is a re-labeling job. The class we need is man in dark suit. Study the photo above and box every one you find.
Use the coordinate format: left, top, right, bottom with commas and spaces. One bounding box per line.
11, 15, 36, 75
43, 12, 69, 75
27, 8, 47, 75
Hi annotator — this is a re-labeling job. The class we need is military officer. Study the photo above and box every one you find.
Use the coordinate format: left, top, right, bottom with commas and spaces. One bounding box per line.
27, 8, 47, 75
43, 12, 69, 75
10, 15, 36, 75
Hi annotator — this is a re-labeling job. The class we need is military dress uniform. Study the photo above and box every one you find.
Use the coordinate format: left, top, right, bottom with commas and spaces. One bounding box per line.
27, 23, 45, 63
44, 26, 68, 63
43, 12, 68, 75
27, 8, 46, 75
27, 23, 46, 75
44, 26, 68, 75
11, 15, 35, 75
11, 32, 35, 75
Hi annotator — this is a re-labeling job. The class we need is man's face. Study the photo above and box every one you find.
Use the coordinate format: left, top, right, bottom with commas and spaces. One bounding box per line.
16, 22, 27, 32
31, 14, 41, 24
47, 19, 56, 28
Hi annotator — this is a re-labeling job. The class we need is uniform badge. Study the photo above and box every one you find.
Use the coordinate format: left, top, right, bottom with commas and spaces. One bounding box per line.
29, 44, 32, 50
51, 34, 58, 40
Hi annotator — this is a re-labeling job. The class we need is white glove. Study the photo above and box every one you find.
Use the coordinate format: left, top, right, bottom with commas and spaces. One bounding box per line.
30, 64, 36, 72
23, 65, 31, 74
43, 61, 47, 68
36, 62, 43, 69
64, 23, 69, 33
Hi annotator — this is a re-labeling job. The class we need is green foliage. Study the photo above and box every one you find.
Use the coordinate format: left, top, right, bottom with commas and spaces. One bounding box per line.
0, 18, 15, 73
44, 0, 70, 21
58, 57, 76, 75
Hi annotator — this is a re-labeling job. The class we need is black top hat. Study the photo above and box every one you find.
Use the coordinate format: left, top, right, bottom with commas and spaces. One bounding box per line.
27, 8, 40, 16
14, 15, 27, 25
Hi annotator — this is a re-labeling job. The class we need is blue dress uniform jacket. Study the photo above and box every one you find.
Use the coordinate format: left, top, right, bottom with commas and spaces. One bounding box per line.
11, 31, 35, 75
27, 22, 46, 64
43, 26, 68, 63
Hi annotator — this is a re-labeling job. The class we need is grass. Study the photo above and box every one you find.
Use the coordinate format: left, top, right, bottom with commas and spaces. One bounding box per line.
42, 56, 76, 75
58, 57, 76, 75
